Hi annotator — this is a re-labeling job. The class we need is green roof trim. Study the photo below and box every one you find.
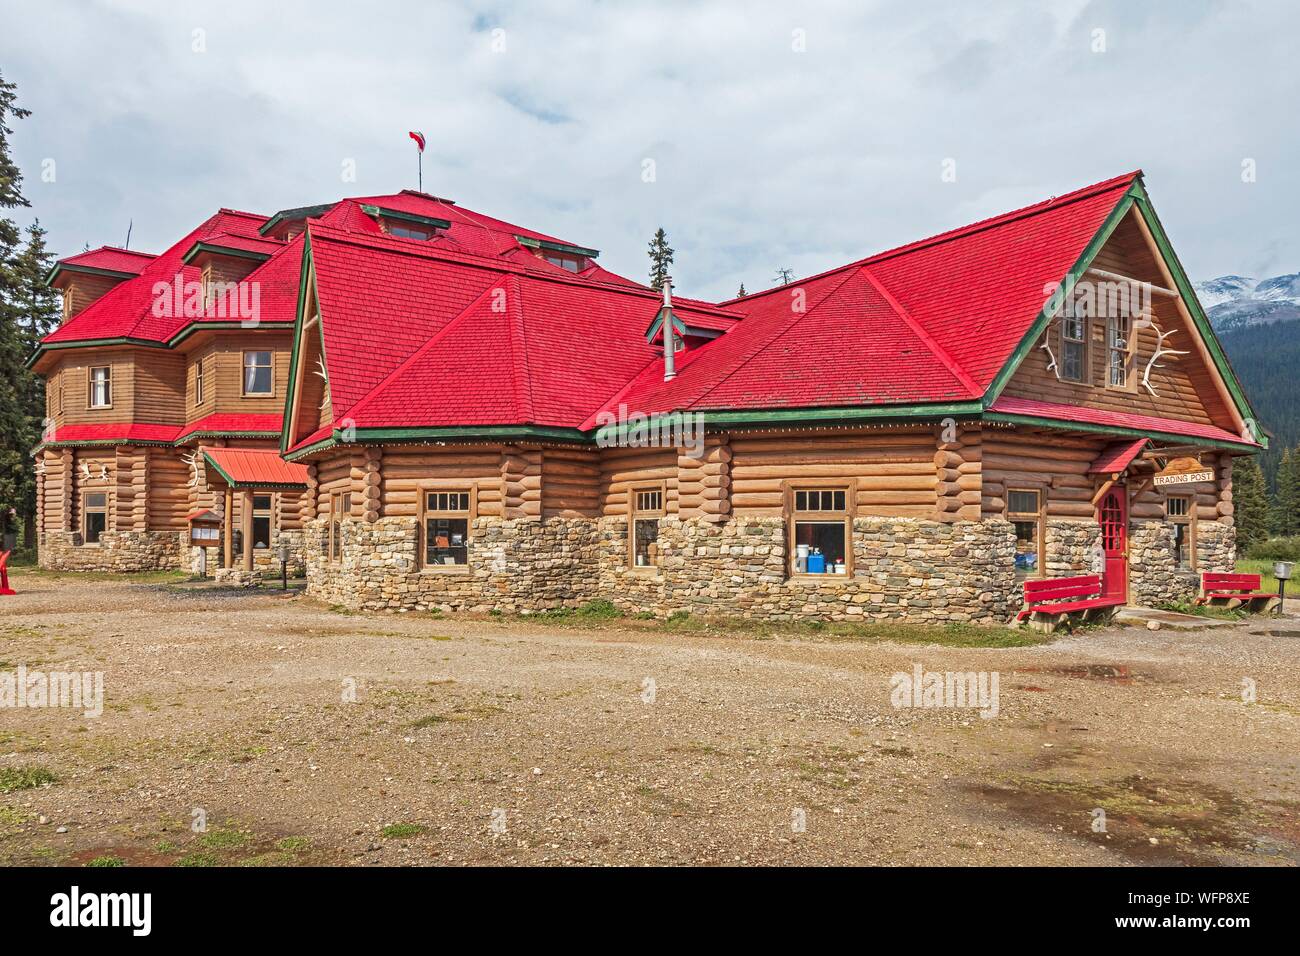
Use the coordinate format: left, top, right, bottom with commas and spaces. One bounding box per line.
697, 402, 984, 430
44, 262, 139, 286
359, 205, 453, 231
259, 202, 336, 236
514, 235, 600, 259
983, 187, 1137, 407
200, 450, 305, 489
1128, 182, 1261, 429
26, 336, 169, 369
982, 177, 1260, 440
180, 241, 274, 266
643, 308, 689, 343
167, 320, 295, 348
281, 232, 322, 455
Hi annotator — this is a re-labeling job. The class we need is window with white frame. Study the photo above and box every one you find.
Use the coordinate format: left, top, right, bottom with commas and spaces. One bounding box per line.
89, 366, 112, 408
83, 492, 107, 545
1061, 313, 1087, 382
1106, 313, 1131, 388
242, 351, 273, 396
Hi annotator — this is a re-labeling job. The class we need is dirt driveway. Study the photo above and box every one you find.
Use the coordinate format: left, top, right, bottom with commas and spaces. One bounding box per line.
2, 570, 1298, 866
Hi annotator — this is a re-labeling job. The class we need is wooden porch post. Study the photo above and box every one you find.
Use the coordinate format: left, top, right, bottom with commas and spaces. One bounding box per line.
242, 489, 254, 572
223, 487, 233, 569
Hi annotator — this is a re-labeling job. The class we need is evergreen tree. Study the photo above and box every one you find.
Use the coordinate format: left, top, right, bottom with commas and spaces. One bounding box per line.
735, 283, 746, 298
647, 228, 673, 291
1271, 446, 1300, 537
0, 71, 34, 547
1233, 455, 1271, 554
774, 268, 794, 285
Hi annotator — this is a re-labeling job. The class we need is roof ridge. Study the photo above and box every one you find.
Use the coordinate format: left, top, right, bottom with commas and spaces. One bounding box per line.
507, 274, 535, 422
716, 171, 1141, 308
307, 222, 741, 318
857, 265, 980, 396
685, 264, 865, 410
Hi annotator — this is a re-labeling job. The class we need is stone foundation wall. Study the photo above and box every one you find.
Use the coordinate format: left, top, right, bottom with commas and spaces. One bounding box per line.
38, 530, 184, 572
1044, 521, 1103, 577
1128, 519, 1235, 607
304, 516, 600, 612
184, 529, 307, 578
311, 513, 1020, 623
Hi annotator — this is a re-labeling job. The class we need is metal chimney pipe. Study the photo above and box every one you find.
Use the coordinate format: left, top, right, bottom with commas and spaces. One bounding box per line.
663, 276, 676, 382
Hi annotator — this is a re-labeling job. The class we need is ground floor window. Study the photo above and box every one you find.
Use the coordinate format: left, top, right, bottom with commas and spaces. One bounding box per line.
423, 490, 471, 567
1008, 488, 1042, 579
82, 492, 107, 545
630, 486, 664, 569
327, 491, 351, 562
790, 487, 850, 576
1166, 494, 1194, 569
252, 494, 273, 549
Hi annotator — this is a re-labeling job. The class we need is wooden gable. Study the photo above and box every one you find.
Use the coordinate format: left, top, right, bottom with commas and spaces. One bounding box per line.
1000, 204, 1243, 436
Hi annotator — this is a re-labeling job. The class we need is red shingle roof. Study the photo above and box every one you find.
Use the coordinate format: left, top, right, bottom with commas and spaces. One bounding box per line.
1088, 438, 1150, 474
203, 447, 307, 487
178, 414, 283, 441
989, 396, 1255, 446
54, 246, 157, 276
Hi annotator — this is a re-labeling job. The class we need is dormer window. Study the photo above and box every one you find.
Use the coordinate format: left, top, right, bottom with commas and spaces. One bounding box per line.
390, 223, 438, 241
544, 253, 583, 273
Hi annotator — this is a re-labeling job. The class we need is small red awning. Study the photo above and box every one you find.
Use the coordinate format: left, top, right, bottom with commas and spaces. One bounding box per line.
1089, 438, 1149, 475
203, 448, 308, 488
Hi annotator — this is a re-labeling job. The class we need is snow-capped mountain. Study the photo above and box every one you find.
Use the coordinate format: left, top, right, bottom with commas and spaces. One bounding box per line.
1194, 273, 1300, 332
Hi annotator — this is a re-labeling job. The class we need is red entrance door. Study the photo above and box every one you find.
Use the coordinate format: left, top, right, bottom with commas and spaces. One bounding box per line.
1098, 488, 1128, 603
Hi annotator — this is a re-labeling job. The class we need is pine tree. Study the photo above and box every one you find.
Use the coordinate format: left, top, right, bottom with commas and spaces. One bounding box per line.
647, 228, 673, 291
1233, 455, 1271, 554
735, 283, 746, 298
774, 268, 794, 285
1272, 446, 1300, 537
0, 71, 34, 548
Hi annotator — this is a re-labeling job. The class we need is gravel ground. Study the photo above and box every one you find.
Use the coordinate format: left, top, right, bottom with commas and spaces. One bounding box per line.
2, 570, 1298, 867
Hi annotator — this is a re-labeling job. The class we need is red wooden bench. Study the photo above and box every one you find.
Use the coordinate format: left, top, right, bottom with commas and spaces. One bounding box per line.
1196, 572, 1279, 613
1016, 574, 1123, 632
0, 550, 15, 596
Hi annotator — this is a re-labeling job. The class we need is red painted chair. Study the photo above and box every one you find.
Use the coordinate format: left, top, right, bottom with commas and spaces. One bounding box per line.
1017, 574, 1124, 632
1197, 572, 1279, 613
0, 550, 15, 596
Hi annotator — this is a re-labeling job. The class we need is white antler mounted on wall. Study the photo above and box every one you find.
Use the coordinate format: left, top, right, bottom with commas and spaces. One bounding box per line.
1140, 321, 1190, 397
181, 450, 202, 489
1040, 333, 1061, 380
313, 355, 330, 411
78, 462, 91, 481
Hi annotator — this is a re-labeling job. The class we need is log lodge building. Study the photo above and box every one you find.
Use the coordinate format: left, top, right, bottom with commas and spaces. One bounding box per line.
30, 171, 1264, 622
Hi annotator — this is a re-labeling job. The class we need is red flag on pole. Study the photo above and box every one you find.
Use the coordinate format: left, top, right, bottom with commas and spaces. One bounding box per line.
408, 131, 426, 152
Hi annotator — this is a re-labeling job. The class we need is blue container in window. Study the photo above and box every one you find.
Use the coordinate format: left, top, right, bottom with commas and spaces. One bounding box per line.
807, 552, 826, 574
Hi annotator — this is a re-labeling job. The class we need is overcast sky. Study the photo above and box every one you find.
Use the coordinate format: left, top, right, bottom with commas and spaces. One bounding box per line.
3, 0, 1296, 300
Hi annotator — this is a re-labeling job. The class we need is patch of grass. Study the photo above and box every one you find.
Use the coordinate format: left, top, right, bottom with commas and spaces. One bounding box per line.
380, 823, 425, 839
155, 839, 180, 854
1161, 600, 1246, 621
409, 714, 448, 728
0, 765, 57, 793
1237, 558, 1283, 595
176, 851, 220, 867
86, 856, 125, 868
193, 826, 249, 850
25, 568, 188, 584
531, 598, 624, 623
276, 836, 310, 853
0, 806, 32, 829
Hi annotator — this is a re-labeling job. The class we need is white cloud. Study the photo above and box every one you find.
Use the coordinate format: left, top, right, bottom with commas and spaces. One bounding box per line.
4, 0, 1298, 297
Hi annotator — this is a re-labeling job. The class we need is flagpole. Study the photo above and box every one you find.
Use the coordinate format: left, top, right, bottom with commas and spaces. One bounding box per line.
418, 148, 422, 192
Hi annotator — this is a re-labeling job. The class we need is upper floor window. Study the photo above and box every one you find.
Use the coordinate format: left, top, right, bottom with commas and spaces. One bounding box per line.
243, 351, 273, 396
194, 358, 206, 405
544, 253, 582, 272
1106, 314, 1132, 389
89, 366, 112, 408
1061, 314, 1087, 383
390, 224, 436, 241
